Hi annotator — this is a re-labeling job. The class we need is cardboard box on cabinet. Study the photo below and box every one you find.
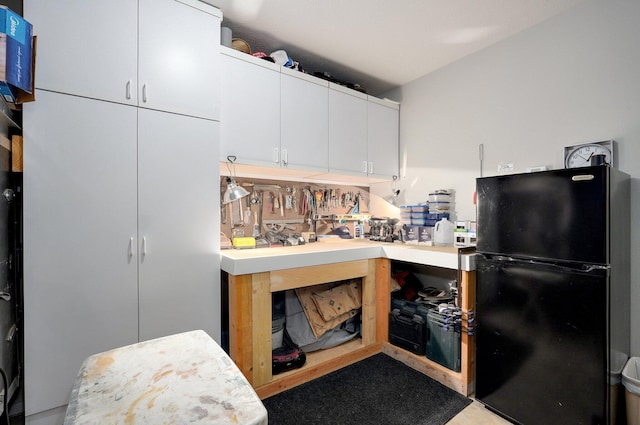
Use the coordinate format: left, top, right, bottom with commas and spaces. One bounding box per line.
0, 6, 33, 104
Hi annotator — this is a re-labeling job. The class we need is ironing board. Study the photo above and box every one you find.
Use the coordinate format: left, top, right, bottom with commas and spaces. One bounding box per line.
64, 330, 267, 425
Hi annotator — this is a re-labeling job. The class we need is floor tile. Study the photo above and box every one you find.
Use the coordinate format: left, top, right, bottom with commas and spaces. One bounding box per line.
447, 400, 512, 425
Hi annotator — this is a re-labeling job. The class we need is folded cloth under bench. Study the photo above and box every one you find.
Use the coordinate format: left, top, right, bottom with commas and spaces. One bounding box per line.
295, 279, 362, 339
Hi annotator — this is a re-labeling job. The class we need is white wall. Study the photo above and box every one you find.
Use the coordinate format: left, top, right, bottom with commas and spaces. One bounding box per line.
375, 0, 640, 355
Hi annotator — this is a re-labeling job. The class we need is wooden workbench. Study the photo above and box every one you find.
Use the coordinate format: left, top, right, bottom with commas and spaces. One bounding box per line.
222, 241, 476, 398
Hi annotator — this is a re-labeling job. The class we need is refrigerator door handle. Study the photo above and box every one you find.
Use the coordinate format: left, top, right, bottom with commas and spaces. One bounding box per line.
582, 264, 610, 273
488, 255, 610, 275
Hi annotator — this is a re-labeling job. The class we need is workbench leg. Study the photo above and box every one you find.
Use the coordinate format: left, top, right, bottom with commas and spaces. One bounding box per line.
375, 258, 390, 344
252, 272, 272, 387
460, 270, 476, 395
360, 259, 378, 346
228, 274, 254, 382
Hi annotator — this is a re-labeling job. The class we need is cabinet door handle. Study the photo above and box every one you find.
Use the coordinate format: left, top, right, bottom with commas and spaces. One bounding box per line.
282, 149, 288, 167
273, 148, 280, 164
126, 81, 132, 100
362, 161, 368, 173
368, 161, 373, 174
142, 237, 147, 256
5, 323, 16, 342
128, 237, 135, 258
142, 84, 148, 103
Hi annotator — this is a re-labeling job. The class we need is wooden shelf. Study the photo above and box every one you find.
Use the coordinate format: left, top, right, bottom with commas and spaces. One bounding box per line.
256, 339, 382, 399
382, 342, 468, 395
382, 264, 476, 396
227, 258, 384, 396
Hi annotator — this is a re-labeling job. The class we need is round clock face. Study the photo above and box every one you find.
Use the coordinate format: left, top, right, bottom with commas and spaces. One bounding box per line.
565, 144, 611, 168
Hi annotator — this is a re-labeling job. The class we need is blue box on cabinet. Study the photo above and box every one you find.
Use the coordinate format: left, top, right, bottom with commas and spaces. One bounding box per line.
0, 6, 33, 103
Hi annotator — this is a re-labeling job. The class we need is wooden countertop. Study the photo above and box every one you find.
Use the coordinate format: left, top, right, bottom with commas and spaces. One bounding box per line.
220, 239, 476, 275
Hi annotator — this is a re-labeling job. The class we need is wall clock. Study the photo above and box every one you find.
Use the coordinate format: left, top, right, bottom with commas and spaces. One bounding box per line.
564, 140, 615, 168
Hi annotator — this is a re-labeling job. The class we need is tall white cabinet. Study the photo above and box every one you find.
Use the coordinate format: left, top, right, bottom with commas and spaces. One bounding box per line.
23, 1, 222, 423
136, 108, 219, 341
23, 93, 140, 417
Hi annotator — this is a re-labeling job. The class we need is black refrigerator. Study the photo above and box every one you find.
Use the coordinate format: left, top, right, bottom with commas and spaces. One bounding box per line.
475, 166, 630, 425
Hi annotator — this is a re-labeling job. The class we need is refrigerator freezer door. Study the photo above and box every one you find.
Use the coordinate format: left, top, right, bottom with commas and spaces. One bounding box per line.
476, 167, 608, 264
476, 255, 608, 425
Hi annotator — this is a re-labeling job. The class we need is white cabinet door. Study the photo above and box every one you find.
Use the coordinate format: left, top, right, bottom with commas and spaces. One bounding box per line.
23, 91, 139, 415
24, 0, 138, 105
367, 98, 400, 179
328, 84, 368, 175
281, 69, 329, 172
25, 0, 221, 120
139, 0, 221, 120
220, 51, 281, 166
137, 109, 220, 342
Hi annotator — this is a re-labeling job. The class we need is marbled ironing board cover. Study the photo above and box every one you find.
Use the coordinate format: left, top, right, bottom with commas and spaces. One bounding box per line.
64, 330, 267, 425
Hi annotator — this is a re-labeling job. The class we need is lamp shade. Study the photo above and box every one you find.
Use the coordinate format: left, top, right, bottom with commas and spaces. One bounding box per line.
223, 178, 250, 204
383, 189, 401, 206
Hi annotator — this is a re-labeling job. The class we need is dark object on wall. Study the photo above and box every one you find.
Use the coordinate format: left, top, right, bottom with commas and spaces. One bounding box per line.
591, 153, 608, 166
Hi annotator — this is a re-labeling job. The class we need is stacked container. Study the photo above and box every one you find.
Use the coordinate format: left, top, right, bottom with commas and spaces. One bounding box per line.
428, 190, 453, 213
426, 308, 461, 371
401, 205, 449, 244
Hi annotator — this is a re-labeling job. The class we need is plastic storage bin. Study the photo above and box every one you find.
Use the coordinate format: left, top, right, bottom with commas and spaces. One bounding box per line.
428, 193, 453, 203
429, 201, 450, 211
426, 309, 461, 371
389, 309, 426, 355
623, 357, 640, 425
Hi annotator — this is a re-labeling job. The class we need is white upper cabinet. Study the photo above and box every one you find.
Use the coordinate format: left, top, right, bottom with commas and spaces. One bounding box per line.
219, 47, 399, 181
328, 86, 400, 179
281, 68, 329, 172
138, 0, 221, 119
367, 97, 400, 179
25, 0, 221, 120
25, 0, 137, 103
328, 83, 368, 175
220, 48, 281, 166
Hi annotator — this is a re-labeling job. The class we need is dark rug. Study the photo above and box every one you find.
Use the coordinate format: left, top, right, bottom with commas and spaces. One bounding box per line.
263, 353, 472, 425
